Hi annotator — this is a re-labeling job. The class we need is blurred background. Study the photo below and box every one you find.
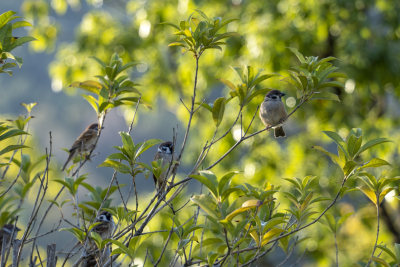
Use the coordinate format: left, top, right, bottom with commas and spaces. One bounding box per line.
1, 0, 400, 266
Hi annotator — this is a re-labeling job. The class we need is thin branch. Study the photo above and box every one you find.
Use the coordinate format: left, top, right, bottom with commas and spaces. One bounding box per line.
180, 98, 190, 113
365, 193, 381, 267
17, 133, 52, 265
176, 56, 200, 164
334, 232, 339, 267
276, 237, 299, 267
154, 221, 175, 267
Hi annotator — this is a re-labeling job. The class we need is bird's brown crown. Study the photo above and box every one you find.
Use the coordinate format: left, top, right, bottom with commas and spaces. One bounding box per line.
87, 123, 99, 130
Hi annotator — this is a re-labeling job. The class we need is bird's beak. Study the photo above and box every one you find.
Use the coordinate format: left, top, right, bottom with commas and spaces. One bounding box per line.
280, 92, 286, 97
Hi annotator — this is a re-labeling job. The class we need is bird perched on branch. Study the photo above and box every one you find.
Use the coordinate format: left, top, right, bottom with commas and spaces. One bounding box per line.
62, 123, 101, 171
153, 141, 174, 198
81, 211, 115, 267
0, 224, 20, 253
259, 90, 287, 138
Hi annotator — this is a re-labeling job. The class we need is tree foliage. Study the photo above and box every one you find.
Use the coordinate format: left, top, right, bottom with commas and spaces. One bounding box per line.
0, 1, 399, 266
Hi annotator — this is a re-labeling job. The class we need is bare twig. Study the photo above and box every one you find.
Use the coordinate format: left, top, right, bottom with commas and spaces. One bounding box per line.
365, 192, 381, 267
11, 239, 21, 267
154, 220, 175, 267
17, 133, 52, 265
334, 232, 339, 267
46, 244, 57, 267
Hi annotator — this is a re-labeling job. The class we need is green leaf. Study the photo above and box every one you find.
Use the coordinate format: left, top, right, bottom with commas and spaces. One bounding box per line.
108, 239, 135, 259
60, 227, 86, 242
379, 188, 394, 204
288, 47, 306, 63
0, 11, 17, 29
219, 78, 236, 90
21, 102, 37, 113
11, 36, 36, 49
324, 213, 336, 232
361, 158, 390, 169
317, 81, 344, 89
70, 80, 102, 94
119, 131, 135, 158
89, 56, 106, 68
371, 256, 390, 267
358, 186, 377, 206
0, 145, 28, 156
322, 131, 349, 160
312, 146, 342, 167
160, 22, 180, 30
0, 128, 28, 142
377, 245, 398, 263
347, 134, 362, 158
261, 228, 284, 246
99, 159, 131, 174
218, 171, 239, 197
262, 217, 287, 231
311, 91, 340, 102
191, 194, 219, 219
12, 20, 32, 29
134, 139, 162, 158
81, 94, 99, 114
343, 160, 358, 176
168, 42, 187, 48
194, 9, 209, 20
207, 252, 219, 267
337, 212, 353, 229
190, 170, 218, 199
212, 97, 225, 127
356, 138, 391, 157
223, 199, 263, 222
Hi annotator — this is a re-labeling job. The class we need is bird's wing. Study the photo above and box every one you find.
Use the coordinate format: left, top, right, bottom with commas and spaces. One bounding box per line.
70, 130, 96, 151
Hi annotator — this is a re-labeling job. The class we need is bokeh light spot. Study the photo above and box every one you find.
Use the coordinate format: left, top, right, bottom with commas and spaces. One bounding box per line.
232, 125, 242, 142
345, 79, 355, 94
139, 20, 151, 38
286, 96, 296, 108
51, 78, 63, 92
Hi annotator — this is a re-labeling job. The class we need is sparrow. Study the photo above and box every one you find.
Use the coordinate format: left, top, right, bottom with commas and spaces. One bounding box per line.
62, 123, 101, 171
259, 90, 287, 138
153, 141, 174, 198
0, 224, 20, 253
81, 211, 115, 267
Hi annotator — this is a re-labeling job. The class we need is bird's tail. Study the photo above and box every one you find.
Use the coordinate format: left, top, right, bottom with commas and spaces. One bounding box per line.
157, 182, 167, 200
274, 126, 286, 138
61, 153, 74, 171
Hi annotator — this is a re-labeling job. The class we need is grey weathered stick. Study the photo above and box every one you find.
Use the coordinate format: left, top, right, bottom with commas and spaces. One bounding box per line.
12, 239, 21, 267
46, 244, 57, 267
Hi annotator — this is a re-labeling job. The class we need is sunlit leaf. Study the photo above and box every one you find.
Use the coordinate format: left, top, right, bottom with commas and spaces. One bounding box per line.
191, 194, 219, 219
212, 97, 225, 127
70, 80, 102, 94
355, 138, 391, 157
358, 186, 377, 206
361, 158, 391, 169
261, 228, 284, 246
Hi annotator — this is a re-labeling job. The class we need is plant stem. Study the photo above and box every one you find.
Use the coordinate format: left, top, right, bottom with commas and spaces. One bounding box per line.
334, 232, 339, 267
366, 193, 380, 267
176, 56, 200, 163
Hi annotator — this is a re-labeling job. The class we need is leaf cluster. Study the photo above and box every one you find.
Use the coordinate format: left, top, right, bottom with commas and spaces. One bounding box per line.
287, 47, 345, 102
164, 10, 237, 58
70, 54, 143, 116
0, 11, 35, 75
